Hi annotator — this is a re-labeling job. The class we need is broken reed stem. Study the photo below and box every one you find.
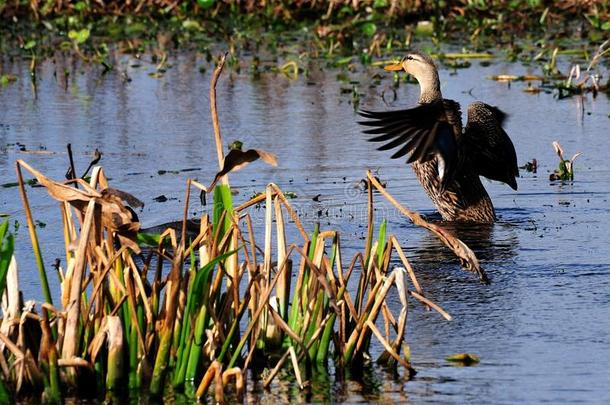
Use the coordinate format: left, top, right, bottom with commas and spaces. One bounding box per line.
410, 291, 452, 321
211, 52, 228, 182
365, 320, 409, 369
366, 171, 488, 283
15, 162, 53, 306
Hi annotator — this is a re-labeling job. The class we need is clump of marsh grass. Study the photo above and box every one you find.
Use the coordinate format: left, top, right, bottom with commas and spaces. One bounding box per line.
0, 53, 486, 403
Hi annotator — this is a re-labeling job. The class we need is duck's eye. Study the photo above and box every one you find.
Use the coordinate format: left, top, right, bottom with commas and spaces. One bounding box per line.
406, 55, 414, 60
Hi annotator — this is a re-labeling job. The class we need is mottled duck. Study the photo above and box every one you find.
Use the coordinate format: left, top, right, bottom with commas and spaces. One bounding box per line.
359, 51, 518, 223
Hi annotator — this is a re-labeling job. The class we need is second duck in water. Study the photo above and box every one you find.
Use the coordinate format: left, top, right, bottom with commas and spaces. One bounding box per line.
359, 51, 519, 223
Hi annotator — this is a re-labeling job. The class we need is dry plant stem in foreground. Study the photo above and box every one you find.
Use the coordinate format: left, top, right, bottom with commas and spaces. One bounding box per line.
367, 171, 488, 283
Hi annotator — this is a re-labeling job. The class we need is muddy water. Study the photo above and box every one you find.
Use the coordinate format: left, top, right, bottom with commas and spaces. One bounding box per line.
1, 51, 610, 403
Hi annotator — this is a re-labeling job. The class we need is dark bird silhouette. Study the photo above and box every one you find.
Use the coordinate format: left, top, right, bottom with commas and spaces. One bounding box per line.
359, 51, 518, 222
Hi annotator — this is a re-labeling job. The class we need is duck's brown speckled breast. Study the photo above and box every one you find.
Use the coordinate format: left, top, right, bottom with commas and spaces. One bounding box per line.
412, 158, 496, 223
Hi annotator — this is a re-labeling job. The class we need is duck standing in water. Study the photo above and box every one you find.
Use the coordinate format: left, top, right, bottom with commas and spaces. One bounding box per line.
359, 51, 518, 223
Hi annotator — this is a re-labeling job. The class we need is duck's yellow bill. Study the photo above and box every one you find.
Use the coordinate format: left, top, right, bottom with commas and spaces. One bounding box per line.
384, 63, 403, 72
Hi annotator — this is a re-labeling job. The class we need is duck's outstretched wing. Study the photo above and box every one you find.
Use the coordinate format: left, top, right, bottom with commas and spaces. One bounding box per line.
359, 101, 443, 162
358, 100, 458, 188
463, 102, 518, 190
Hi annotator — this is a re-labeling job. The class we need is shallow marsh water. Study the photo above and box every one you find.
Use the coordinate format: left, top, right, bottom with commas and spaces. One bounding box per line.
1, 51, 610, 403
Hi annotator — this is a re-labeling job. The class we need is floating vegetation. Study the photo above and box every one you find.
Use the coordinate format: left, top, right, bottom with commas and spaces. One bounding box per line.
0, 74, 17, 87
446, 353, 480, 366
550, 141, 582, 182
487, 40, 610, 99
2, 0, 610, 77
0, 55, 488, 402
520, 159, 538, 173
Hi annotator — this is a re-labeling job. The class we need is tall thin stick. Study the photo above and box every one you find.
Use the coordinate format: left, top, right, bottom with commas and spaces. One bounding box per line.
210, 53, 228, 182
15, 162, 53, 305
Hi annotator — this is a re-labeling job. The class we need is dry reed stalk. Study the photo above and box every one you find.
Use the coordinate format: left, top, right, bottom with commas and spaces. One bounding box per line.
105, 316, 124, 392
367, 171, 488, 282
235, 191, 269, 211
270, 184, 309, 241
410, 291, 452, 321
390, 236, 424, 295
195, 360, 223, 400
274, 196, 291, 320
0, 256, 20, 341
365, 320, 409, 368
354, 271, 397, 353
211, 53, 228, 181
56, 358, 90, 367
289, 346, 304, 389
221, 367, 244, 401
61, 198, 96, 367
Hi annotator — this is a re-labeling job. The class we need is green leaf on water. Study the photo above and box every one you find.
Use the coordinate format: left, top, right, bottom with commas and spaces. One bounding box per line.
601, 21, 610, 31
0, 75, 17, 87
74, 1, 88, 12
68, 28, 90, 45
197, 0, 215, 9
414, 20, 434, 36
446, 353, 480, 365
228, 140, 243, 151
24, 40, 37, 50
182, 20, 203, 31
335, 56, 353, 67
125, 22, 147, 36
361, 22, 377, 37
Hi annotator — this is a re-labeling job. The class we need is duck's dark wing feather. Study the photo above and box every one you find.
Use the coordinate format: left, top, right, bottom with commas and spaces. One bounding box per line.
463, 102, 518, 190
359, 101, 451, 164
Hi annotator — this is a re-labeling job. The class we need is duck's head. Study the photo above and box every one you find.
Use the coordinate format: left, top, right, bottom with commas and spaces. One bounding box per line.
385, 51, 441, 103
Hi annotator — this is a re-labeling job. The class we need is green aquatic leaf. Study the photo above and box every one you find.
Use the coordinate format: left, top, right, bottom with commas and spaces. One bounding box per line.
0, 75, 17, 87
335, 56, 353, 67
137, 232, 162, 247
197, 0, 215, 9
361, 22, 377, 37
74, 1, 88, 12
414, 20, 434, 36
446, 353, 480, 365
68, 28, 90, 44
124, 22, 147, 36
182, 20, 203, 31
24, 40, 37, 50
228, 140, 243, 151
